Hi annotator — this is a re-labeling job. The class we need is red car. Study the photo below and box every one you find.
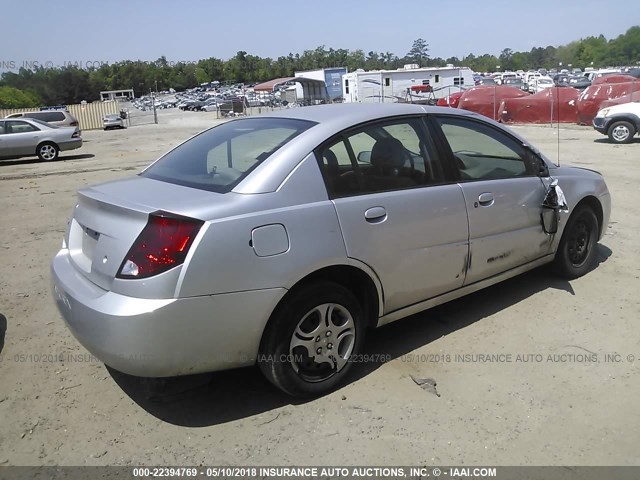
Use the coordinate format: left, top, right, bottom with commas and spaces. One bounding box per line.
436, 91, 463, 108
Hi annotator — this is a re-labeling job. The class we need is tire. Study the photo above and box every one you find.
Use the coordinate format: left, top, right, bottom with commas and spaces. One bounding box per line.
553, 205, 599, 279
258, 281, 365, 397
37, 142, 59, 161
607, 120, 635, 144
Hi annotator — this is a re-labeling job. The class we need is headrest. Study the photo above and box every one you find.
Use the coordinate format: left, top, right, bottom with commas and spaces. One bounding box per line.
370, 137, 406, 169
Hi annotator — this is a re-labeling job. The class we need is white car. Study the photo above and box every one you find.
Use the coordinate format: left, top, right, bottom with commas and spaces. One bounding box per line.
593, 102, 640, 144
532, 76, 554, 94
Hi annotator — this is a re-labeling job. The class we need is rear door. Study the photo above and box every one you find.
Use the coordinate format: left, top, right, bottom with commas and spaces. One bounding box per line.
317, 116, 469, 314
431, 115, 551, 285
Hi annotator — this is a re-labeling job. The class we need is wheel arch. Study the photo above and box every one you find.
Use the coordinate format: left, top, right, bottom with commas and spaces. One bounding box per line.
607, 114, 640, 131
572, 195, 604, 238
271, 264, 383, 333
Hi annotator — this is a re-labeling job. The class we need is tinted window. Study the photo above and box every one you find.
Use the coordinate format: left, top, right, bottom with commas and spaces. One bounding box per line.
142, 117, 315, 193
28, 111, 65, 122
318, 118, 445, 197
30, 118, 58, 128
0, 122, 5, 134
436, 116, 537, 181
6, 121, 39, 133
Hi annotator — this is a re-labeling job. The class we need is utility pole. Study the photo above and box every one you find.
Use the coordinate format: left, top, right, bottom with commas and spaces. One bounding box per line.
152, 92, 158, 124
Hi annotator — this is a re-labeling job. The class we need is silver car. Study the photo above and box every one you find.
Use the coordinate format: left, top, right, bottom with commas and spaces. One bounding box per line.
6, 110, 80, 129
51, 104, 611, 397
103, 114, 126, 130
0, 118, 82, 161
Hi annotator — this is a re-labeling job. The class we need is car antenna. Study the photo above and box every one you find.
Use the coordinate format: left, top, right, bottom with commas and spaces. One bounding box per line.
556, 85, 561, 167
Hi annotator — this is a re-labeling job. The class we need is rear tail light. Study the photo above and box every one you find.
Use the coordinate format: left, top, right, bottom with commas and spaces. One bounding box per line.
117, 212, 204, 279
70, 121, 79, 126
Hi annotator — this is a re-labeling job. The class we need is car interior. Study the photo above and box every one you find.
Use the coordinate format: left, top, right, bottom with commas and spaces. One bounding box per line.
319, 122, 444, 197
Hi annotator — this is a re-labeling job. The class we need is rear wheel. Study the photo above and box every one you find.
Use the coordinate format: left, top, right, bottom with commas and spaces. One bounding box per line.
37, 142, 59, 161
607, 121, 635, 144
258, 281, 364, 397
553, 205, 599, 279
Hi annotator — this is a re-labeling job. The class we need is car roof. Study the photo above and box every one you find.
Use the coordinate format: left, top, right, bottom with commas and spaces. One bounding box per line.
1, 117, 53, 128
256, 103, 475, 132
233, 103, 507, 195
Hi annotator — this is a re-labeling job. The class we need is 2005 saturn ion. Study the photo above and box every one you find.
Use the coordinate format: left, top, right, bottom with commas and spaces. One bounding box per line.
52, 104, 611, 397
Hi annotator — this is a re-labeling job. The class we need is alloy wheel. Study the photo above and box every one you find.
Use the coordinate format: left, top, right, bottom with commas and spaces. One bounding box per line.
289, 303, 355, 382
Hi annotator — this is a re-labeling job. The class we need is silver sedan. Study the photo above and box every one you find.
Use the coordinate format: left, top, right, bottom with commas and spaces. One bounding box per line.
0, 118, 82, 161
51, 104, 611, 397
103, 114, 126, 130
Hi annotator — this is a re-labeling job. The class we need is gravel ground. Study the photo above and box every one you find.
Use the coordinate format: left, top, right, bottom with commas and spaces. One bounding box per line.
0, 109, 638, 466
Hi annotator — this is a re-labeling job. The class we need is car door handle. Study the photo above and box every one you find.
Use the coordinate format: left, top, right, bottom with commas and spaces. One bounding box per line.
364, 206, 387, 223
476, 192, 494, 207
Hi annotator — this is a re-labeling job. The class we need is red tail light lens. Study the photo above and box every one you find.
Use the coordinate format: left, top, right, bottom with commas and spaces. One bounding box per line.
117, 212, 204, 279
70, 121, 79, 126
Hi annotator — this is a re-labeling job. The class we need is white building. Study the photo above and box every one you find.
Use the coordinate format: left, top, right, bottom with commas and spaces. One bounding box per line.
342, 65, 474, 103
100, 89, 135, 102
293, 67, 348, 101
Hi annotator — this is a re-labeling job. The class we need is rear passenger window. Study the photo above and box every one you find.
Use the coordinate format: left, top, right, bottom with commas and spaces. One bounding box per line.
6, 121, 39, 133
318, 118, 445, 198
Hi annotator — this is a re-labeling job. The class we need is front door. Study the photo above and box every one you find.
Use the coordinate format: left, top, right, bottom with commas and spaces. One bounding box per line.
433, 115, 552, 285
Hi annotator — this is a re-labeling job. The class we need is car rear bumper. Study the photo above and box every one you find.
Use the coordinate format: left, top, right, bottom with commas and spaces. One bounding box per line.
51, 249, 286, 377
59, 138, 83, 151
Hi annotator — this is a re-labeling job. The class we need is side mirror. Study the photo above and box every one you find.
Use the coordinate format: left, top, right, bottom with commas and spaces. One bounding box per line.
524, 144, 549, 177
538, 161, 549, 177
541, 208, 559, 234
357, 151, 371, 163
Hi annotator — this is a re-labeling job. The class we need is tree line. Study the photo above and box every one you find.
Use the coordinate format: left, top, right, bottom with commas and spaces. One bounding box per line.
1, 26, 638, 109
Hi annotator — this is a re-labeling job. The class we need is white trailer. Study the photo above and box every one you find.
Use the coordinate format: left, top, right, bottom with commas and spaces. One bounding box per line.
342, 65, 474, 103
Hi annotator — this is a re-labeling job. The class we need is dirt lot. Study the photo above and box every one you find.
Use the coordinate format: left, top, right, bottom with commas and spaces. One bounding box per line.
0, 109, 638, 467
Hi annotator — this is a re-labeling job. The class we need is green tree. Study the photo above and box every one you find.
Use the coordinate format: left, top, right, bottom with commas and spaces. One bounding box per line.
406, 38, 430, 66
0, 86, 42, 108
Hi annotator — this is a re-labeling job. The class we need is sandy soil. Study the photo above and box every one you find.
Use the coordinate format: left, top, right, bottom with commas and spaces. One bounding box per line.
0, 109, 638, 467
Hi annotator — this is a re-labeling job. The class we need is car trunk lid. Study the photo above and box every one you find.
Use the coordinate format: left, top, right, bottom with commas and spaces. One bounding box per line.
65, 176, 230, 291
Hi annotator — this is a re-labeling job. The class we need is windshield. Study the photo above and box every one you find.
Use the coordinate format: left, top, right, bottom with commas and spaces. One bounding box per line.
142, 117, 315, 193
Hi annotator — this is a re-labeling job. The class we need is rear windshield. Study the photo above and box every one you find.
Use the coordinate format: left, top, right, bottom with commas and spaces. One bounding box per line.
30, 118, 58, 128
28, 111, 66, 122
142, 117, 315, 193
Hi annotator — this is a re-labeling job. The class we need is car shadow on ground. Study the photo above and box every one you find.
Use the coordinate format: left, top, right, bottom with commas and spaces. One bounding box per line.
109, 244, 612, 427
593, 138, 640, 144
0, 154, 95, 166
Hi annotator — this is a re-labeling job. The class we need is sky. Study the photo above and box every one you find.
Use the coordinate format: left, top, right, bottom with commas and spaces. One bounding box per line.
1, 0, 638, 71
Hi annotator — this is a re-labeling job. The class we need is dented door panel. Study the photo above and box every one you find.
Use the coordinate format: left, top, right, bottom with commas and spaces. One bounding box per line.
460, 177, 552, 285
